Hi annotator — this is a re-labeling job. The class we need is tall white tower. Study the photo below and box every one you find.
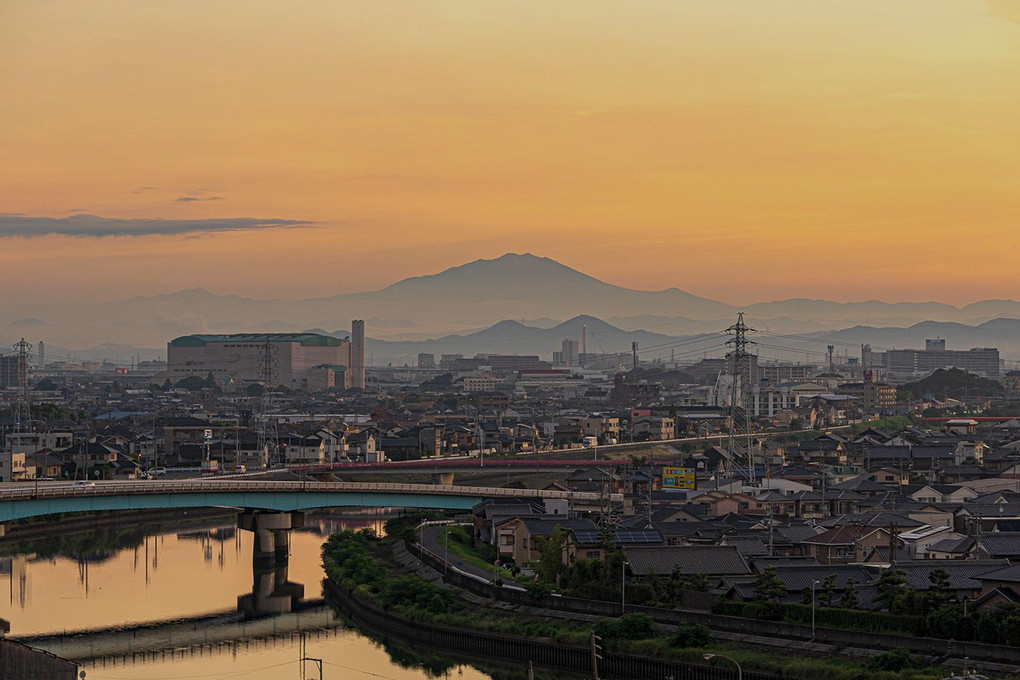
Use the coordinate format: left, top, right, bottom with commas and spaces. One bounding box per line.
351, 320, 366, 389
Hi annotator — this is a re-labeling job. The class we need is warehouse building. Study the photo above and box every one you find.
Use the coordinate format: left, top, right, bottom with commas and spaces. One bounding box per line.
167, 333, 351, 390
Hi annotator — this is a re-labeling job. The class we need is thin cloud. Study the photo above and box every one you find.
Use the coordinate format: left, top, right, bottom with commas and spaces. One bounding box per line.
0, 213, 311, 238
130, 186, 157, 194
176, 196, 225, 203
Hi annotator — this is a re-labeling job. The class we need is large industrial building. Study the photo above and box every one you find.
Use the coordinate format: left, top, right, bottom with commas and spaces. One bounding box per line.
167, 333, 353, 390
871, 340, 1001, 380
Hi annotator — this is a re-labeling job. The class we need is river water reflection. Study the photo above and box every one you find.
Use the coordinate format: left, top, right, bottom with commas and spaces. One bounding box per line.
0, 512, 497, 680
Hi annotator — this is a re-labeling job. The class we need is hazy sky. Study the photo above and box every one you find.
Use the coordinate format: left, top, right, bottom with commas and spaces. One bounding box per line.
2, 1, 1019, 305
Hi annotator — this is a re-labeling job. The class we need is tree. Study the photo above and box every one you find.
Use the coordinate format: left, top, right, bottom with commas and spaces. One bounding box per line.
925, 568, 956, 612
534, 526, 568, 587
175, 375, 207, 391
873, 569, 908, 612
821, 573, 838, 607
752, 566, 788, 604
839, 579, 860, 609
35, 377, 58, 391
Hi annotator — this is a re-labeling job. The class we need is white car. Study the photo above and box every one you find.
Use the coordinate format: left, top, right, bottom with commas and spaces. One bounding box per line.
73, 481, 96, 487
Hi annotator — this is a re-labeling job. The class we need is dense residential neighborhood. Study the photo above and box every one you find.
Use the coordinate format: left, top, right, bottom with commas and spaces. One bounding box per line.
7, 328, 1020, 677
5, 333, 1020, 613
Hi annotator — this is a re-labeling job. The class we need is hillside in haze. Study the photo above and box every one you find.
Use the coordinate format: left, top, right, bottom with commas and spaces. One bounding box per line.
2, 253, 1020, 357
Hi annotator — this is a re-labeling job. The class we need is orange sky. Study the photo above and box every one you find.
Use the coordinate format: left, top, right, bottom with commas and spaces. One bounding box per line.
1, 1, 1019, 305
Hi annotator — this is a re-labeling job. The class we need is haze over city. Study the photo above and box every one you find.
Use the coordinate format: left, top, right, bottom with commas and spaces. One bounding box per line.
3, 1, 1020, 307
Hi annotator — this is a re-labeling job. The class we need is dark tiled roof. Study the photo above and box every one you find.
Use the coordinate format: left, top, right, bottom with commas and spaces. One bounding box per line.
721, 536, 769, 557
803, 525, 882, 545
766, 564, 873, 591
823, 512, 924, 528
776, 525, 826, 542
977, 533, 1020, 557
623, 545, 750, 577
970, 563, 1020, 584
894, 561, 1009, 591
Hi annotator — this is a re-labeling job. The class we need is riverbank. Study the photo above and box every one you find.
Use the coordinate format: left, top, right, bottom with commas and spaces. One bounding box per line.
323, 525, 962, 680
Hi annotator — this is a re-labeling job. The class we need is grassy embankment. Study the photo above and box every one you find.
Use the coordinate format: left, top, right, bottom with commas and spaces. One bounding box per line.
322, 523, 958, 680
438, 524, 515, 580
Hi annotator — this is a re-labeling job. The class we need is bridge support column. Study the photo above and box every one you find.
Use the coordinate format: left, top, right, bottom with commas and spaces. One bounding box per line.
237, 510, 306, 619
431, 472, 455, 486
237, 510, 304, 565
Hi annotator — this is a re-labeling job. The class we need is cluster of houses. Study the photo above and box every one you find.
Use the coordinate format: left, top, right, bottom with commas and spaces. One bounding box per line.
465, 423, 1020, 613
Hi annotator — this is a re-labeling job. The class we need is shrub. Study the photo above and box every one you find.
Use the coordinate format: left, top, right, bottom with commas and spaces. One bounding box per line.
670, 622, 712, 648
627, 583, 658, 606
595, 613, 658, 640
866, 648, 915, 672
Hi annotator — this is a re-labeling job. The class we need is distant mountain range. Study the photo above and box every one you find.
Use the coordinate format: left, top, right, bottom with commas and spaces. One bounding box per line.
1, 253, 1019, 364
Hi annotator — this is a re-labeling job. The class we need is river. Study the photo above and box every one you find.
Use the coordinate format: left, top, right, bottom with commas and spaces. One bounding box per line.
0, 512, 502, 680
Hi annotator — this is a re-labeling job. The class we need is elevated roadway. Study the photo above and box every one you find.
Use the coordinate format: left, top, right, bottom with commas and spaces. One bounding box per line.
0, 479, 618, 522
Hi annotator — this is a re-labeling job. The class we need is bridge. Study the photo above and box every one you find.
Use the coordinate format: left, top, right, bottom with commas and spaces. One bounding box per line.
0, 479, 615, 523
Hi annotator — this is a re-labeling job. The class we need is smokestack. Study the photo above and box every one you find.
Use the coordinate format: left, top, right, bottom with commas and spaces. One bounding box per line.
38, 340, 45, 369
351, 320, 366, 389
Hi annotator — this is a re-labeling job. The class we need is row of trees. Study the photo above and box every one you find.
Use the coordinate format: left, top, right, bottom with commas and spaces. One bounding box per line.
747, 566, 1020, 645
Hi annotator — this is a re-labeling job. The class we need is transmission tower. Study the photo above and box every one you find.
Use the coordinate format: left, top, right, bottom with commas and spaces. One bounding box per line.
724, 314, 757, 481
12, 338, 32, 434
256, 338, 279, 466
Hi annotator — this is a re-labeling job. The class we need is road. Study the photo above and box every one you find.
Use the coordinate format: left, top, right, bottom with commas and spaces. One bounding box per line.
420, 523, 497, 584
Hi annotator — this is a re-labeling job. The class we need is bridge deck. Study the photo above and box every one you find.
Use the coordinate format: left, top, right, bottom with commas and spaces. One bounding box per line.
0, 480, 619, 522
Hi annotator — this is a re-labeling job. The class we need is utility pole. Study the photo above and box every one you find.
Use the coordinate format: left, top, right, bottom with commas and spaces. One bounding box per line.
298, 632, 323, 680
725, 314, 757, 481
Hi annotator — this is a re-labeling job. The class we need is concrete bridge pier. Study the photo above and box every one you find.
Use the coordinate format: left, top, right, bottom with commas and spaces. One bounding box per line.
238, 558, 305, 619
431, 472, 455, 486
236, 510, 306, 619
237, 510, 305, 565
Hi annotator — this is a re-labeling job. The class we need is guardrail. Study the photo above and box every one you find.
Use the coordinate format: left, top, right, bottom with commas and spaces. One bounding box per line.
0, 480, 619, 505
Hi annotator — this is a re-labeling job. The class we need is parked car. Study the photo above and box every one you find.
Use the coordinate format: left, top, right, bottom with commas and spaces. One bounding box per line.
149, 467, 167, 477
73, 481, 96, 487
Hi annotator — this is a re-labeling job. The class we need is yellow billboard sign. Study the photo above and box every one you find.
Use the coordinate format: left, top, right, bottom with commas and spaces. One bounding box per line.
662, 467, 695, 490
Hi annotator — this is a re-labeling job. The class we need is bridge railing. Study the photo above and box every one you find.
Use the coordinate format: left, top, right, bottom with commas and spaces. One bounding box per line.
0, 480, 620, 505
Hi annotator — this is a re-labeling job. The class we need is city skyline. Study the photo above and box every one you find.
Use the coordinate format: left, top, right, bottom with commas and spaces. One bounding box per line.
3, 1, 1020, 306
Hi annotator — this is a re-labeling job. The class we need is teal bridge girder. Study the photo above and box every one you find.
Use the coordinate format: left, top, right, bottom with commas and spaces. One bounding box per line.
0, 480, 613, 522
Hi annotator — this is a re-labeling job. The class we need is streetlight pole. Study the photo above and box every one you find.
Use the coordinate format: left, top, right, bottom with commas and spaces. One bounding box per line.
621, 560, 629, 615
703, 653, 742, 680
811, 579, 820, 640
444, 529, 449, 574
